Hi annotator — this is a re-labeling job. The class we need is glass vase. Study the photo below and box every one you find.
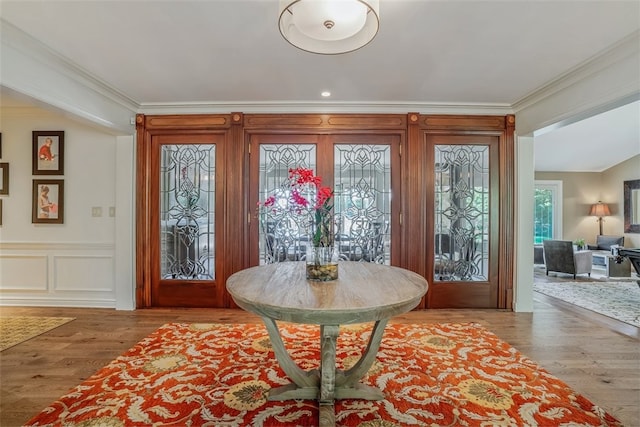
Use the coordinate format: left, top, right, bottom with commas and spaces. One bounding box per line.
306, 245, 339, 281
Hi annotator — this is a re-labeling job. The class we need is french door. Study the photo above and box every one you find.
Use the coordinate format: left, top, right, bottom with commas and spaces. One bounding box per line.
426, 134, 501, 308
247, 133, 401, 267
147, 133, 227, 307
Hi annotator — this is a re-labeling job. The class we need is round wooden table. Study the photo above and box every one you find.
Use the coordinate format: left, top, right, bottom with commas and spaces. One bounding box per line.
226, 261, 428, 427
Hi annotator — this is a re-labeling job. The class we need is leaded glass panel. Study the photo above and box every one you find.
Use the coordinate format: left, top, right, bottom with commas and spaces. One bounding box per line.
334, 144, 391, 264
160, 144, 215, 279
434, 144, 489, 281
258, 144, 316, 264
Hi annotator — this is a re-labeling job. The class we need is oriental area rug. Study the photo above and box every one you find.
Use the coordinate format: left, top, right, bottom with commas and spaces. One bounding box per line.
25, 322, 621, 427
0, 316, 75, 351
534, 281, 640, 327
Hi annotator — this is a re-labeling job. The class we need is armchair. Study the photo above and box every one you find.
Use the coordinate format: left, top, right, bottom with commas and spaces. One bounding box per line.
542, 240, 592, 279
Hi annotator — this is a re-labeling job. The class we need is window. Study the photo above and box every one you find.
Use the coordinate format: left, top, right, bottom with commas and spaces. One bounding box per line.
534, 180, 562, 244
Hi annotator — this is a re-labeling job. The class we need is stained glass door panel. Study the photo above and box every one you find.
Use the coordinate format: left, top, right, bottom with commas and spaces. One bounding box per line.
427, 132, 500, 309
434, 144, 489, 281
160, 144, 216, 279
257, 144, 316, 264
334, 144, 391, 264
252, 136, 398, 267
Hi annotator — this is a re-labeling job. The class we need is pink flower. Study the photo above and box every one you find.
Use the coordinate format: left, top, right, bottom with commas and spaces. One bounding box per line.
258, 167, 334, 247
291, 190, 309, 208
289, 167, 321, 187
316, 186, 333, 209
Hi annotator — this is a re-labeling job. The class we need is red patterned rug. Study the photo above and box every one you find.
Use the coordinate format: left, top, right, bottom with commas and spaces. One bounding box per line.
25, 322, 620, 427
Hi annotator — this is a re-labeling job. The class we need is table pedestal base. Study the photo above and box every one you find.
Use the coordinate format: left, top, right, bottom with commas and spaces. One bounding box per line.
261, 317, 388, 427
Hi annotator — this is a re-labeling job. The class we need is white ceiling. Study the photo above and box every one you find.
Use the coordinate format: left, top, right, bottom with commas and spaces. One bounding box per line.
1, 0, 639, 171
533, 100, 640, 172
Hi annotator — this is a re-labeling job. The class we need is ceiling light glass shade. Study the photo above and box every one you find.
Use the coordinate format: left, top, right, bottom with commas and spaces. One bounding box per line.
279, 0, 380, 54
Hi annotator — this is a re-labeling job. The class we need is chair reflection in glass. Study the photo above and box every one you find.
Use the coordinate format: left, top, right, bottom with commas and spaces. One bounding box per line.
261, 217, 389, 265
262, 219, 308, 264
434, 231, 480, 281
336, 219, 388, 263
434, 233, 453, 280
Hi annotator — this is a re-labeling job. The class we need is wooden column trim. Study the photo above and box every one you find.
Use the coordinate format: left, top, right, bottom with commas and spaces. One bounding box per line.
225, 112, 245, 308
135, 114, 151, 308
501, 114, 516, 309
405, 112, 426, 308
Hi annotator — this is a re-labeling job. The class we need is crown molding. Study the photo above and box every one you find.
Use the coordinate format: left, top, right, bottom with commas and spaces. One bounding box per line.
532, 92, 640, 138
138, 101, 514, 116
513, 30, 640, 113
512, 30, 640, 136
1, 20, 139, 111
1, 20, 137, 133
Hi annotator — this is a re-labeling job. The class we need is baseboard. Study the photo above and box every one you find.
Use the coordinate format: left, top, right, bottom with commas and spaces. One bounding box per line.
0, 298, 115, 308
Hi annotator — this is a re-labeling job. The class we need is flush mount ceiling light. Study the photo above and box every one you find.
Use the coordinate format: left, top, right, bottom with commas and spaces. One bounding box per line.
278, 0, 380, 54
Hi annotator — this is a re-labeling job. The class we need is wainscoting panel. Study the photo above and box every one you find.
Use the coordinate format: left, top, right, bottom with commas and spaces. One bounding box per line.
0, 255, 48, 290
53, 255, 114, 292
0, 242, 115, 307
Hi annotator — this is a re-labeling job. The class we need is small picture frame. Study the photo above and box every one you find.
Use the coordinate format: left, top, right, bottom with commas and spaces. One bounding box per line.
0, 163, 8, 195
33, 131, 64, 175
32, 179, 64, 224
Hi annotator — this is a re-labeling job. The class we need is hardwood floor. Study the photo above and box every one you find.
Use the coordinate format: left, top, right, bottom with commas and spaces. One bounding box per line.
1, 300, 638, 427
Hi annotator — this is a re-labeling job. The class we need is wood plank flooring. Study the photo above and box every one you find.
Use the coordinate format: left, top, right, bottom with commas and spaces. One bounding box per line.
1, 299, 639, 427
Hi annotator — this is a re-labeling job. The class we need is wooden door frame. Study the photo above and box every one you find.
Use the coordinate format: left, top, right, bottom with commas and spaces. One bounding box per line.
424, 133, 500, 308
406, 114, 515, 309
135, 114, 240, 308
136, 113, 514, 309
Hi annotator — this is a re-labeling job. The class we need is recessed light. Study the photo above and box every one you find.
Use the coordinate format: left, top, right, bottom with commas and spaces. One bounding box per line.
321, 91, 331, 97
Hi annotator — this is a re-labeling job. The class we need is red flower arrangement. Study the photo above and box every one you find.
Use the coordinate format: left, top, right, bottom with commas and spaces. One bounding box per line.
260, 167, 334, 247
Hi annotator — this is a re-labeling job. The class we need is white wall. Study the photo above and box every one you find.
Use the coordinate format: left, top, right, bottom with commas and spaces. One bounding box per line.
514, 135, 535, 312
0, 106, 131, 308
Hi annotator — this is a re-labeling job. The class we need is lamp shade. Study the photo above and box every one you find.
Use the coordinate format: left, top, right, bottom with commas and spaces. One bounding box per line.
278, 0, 380, 54
589, 202, 611, 217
